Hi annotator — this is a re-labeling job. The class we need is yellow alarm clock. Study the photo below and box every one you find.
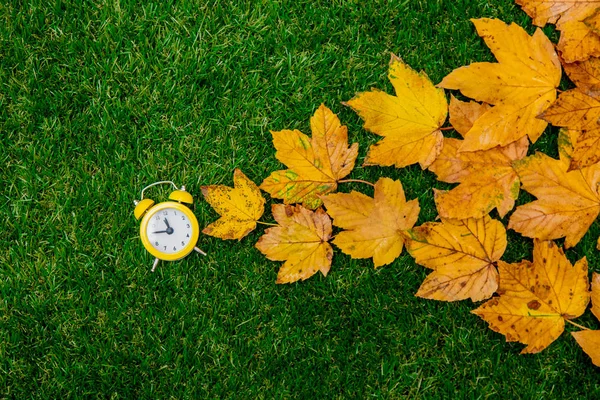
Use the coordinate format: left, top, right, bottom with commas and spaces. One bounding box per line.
133, 181, 206, 272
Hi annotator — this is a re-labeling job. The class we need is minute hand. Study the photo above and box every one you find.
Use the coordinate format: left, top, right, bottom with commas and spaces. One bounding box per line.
153, 230, 169, 234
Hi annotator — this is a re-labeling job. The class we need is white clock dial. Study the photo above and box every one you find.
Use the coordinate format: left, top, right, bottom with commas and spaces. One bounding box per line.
146, 207, 194, 254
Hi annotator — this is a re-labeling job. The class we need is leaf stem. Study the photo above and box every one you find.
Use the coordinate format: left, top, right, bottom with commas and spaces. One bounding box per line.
338, 179, 375, 187
566, 319, 590, 331
257, 221, 278, 227
439, 126, 454, 131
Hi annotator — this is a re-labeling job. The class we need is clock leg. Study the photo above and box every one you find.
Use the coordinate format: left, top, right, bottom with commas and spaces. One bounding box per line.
151, 258, 160, 272
194, 247, 207, 256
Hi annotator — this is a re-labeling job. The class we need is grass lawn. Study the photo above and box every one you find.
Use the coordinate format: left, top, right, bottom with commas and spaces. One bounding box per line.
2, 0, 599, 398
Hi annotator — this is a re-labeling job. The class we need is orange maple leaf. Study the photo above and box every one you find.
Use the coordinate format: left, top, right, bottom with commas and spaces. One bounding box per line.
406, 215, 506, 302
508, 131, 600, 248
255, 204, 333, 284
473, 240, 590, 354
571, 272, 600, 366
344, 55, 447, 169
563, 57, 600, 91
516, 0, 600, 62
201, 169, 265, 240
430, 98, 529, 219
321, 177, 419, 268
438, 18, 561, 151
260, 104, 358, 209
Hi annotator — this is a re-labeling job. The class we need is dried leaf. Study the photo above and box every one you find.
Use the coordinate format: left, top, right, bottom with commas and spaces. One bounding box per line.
201, 169, 265, 240
516, 0, 600, 62
321, 177, 419, 268
345, 55, 447, 169
540, 89, 600, 131
439, 18, 561, 151
508, 132, 600, 248
571, 330, 600, 366
563, 57, 600, 92
570, 129, 600, 170
473, 240, 590, 354
592, 272, 600, 320
260, 104, 358, 209
406, 215, 506, 302
448, 96, 492, 137
255, 204, 333, 284
430, 136, 528, 219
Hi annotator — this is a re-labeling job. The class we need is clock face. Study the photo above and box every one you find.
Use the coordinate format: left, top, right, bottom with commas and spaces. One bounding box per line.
140, 202, 199, 261
146, 207, 194, 254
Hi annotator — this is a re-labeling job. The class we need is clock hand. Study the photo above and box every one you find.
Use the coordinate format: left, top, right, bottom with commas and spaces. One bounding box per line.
162, 218, 174, 235
153, 230, 169, 234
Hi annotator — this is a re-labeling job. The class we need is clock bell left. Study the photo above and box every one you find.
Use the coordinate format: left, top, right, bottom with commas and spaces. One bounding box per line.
133, 181, 206, 272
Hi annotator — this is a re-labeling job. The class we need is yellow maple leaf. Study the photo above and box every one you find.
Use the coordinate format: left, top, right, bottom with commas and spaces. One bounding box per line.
260, 104, 359, 209
571, 272, 600, 366
516, 0, 600, 62
201, 169, 265, 240
438, 18, 561, 151
473, 240, 590, 354
344, 55, 447, 169
255, 204, 333, 284
321, 177, 419, 268
406, 215, 506, 302
508, 131, 600, 248
430, 136, 528, 219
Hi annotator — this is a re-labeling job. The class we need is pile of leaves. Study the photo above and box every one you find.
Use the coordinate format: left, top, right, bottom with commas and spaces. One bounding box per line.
199, 4, 600, 367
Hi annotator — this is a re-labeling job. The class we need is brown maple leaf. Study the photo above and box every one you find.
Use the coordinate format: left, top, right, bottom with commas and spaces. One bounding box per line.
260, 104, 358, 209
516, 0, 600, 62
406, 215, 507, 302
255, 204, 333, 284
473, 240, 590, 354
439, 18, 561, 151
344, 55, 447, 169
201, 169, 265, 240
321, 177, 420, 268
508, 131, 600, 248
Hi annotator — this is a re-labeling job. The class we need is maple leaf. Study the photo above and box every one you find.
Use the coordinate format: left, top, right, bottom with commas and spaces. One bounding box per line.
571, 272, 600, 366
447, 95, 491, 137
539, 90, 600, 169
344, 55, 447, 169
508, 131, 600, 248
430, 135, 529, 220
406, 215, 506, 302
571, 330, 600, 366
592, 272, 600, 320
201, 169, 265, 240
516, 0, 600, 62
255, 204, 333, 284
438, 18, 561, 151
539, 89, 600, 131
260, 104, 358, 209
321, 177, 419, 268
473, 240, 590, 354
563, 57, 600, 92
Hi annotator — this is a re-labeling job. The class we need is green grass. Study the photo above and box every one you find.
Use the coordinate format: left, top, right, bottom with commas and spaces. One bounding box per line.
1, 0, 599, 398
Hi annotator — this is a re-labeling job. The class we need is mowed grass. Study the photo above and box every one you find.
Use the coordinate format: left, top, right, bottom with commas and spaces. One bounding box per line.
1, 0, 599, 398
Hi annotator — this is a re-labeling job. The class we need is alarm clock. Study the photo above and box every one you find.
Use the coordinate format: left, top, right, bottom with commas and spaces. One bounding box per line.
133, 181, 206, 272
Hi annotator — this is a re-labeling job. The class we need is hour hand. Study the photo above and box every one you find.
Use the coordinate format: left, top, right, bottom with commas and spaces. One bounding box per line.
164, 218, 171, 229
